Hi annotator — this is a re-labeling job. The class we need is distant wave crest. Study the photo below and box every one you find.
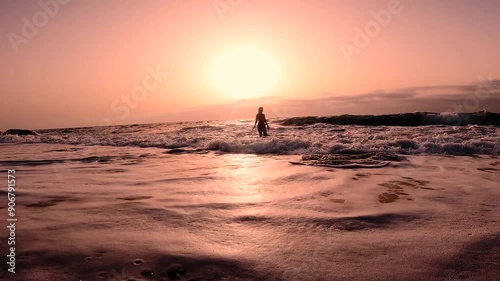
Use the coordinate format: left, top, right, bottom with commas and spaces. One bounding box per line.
280, 111, 500, 126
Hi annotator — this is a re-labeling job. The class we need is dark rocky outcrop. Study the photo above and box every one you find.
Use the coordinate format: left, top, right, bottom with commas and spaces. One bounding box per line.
3, 129, 39, 136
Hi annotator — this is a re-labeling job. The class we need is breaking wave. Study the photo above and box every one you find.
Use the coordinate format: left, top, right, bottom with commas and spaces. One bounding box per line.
280, 111, 500, 126
1, 112, 499, 156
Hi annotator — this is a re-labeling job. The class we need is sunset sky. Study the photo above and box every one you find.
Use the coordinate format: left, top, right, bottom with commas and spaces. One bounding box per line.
2, 0, 500, 130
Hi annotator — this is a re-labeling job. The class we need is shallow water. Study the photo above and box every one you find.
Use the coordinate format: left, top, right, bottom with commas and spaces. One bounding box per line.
1, 119, 499, 156
0, 143, 498, 280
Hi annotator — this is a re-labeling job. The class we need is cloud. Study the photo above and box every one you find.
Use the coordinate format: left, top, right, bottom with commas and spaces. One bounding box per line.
275, 80, 500, 115
147, 80, 500, 122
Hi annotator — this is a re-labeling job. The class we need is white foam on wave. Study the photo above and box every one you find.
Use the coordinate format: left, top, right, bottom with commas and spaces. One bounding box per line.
1, 121, 499, 156
207, 139, 312, 154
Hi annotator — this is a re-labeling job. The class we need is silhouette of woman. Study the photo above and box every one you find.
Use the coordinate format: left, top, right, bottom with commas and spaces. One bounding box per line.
253, 107, 270, 137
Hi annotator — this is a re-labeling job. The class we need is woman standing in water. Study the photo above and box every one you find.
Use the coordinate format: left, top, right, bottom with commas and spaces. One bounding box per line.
253, 107, 270, 137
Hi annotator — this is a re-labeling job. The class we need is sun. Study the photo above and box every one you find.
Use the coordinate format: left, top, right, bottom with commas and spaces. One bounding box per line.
209, 47, 280, 99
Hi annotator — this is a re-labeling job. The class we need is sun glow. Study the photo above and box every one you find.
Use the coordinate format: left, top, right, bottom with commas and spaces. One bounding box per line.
209, 47, 280, 99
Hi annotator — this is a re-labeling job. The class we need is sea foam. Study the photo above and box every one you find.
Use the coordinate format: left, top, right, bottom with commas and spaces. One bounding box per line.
1, 112, 499, 156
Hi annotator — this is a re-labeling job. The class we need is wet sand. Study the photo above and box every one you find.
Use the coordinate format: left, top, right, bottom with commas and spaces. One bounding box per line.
0, 143, 499, 280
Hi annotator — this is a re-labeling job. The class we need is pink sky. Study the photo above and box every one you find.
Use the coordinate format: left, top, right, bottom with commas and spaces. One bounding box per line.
1, 0, 500, 130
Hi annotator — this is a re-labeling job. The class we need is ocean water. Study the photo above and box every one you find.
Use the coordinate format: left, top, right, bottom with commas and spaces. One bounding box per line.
1, 114, 499, 280
1, 114, 499, 157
